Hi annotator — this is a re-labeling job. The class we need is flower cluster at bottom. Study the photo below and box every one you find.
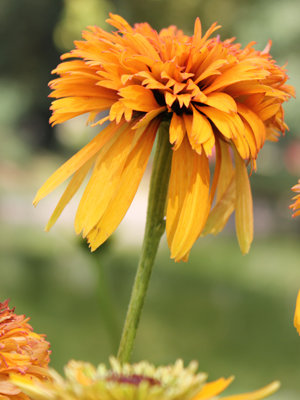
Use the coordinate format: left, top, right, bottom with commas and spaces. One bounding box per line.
11, 358, 279, 400
0, 300, 50, 400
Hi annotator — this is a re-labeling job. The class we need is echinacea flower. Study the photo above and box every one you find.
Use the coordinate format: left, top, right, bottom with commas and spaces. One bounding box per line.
11, 358, 280, 400
294, 290, 300, 335
0, 300, 50, 400
34, 13, 294, 261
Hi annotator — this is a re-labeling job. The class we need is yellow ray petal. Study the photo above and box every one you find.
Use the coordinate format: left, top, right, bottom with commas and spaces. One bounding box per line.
205, 93, 237, 113
133, 106, 166, 129
33, 122, 122, 206
169, 113, 186, 150
45, 157, 95, 231
233, 148, 253, 254
192, 106, 214, 144
237, 104, 265, 150
87, 120, 158, 250
75, 124, 136, 236
119, 85, 159, 112
193, 376, 234, 400
222, 381, 280, 400
183, 114, 202, 154
166, 138, 210, 261
293, 290, 300, 335
197, 107, 234, 139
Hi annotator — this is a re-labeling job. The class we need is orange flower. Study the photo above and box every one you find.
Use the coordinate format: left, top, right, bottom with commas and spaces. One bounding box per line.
294, 290, 300, 335
11, 358, 280, 400
34, 14, 294, 261
0, 300, 50, 400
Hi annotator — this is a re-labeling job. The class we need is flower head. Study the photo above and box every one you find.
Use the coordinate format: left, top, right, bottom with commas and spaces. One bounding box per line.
0, 300, 50, 400
11, 358, 280, 400
34, 14, 294, 260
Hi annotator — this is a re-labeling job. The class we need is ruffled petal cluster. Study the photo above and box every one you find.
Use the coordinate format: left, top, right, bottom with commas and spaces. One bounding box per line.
34, 13, 294, 260
0, 300, 50, 400
11, 358, 280, 400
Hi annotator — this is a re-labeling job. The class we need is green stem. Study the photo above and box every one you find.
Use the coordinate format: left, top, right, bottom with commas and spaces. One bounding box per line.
117, 121, 172, 363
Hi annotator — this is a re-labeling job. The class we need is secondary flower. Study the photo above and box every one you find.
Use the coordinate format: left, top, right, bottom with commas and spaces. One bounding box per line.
34, 13, 294, 261
294, 290, 300, 335
0, 300, 50, 400
11, 358, 280, 400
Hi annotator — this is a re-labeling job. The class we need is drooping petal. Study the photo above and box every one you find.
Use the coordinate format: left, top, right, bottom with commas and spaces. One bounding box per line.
233, 148, 253, 254
166, 137, 210, 261
221, 381, 280, 400
33, 122, 123, 206
87, 120, 158, 250
75, 123, 136, 236
45, 158, 95, 231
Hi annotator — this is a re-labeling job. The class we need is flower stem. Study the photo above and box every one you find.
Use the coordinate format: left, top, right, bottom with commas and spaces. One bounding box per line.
117, 121, 172, 363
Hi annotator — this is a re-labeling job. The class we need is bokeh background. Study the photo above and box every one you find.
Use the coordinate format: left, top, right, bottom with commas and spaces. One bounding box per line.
1, 0, 300, 399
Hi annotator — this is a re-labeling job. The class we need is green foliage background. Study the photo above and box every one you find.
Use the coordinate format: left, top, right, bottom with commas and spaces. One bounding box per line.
0, 1, 299, 399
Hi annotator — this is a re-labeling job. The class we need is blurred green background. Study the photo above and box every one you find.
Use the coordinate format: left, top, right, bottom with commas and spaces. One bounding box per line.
0, 0, 300, 399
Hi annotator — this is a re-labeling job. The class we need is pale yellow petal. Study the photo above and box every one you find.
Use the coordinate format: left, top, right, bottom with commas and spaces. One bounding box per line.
33, 122, 122, 205
87, 120, 158, 250
45, 158, 95, 231
222, 381, 280, 400
75, 124, 136, 236
166, 138, 210, 261
234, 148, 253, 254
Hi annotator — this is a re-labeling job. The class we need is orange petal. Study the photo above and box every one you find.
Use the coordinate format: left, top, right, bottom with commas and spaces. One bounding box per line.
119, 85, 159, 112
192, 106, 214, 144
233, 148, 253, 254
45, 157, 95, 231
75, 123, 136, 236
169, 113, 186, 150
205, 93, 237, 113
183, 114, 202, 154
133, 107, 166, 129
193, 377, 234, 400
197, 106, 234, 139
221, 381, 280, 400
237, 104, 265, 150
33, 122, 122, 205
166, 137, 210, 261
87, 120, 158, 250
294, 290, 300, 335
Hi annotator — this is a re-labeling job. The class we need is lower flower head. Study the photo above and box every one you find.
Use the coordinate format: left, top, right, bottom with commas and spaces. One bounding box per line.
34, 14, 295, 261
11, 358, 280, 400
0, 300, 51, 400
